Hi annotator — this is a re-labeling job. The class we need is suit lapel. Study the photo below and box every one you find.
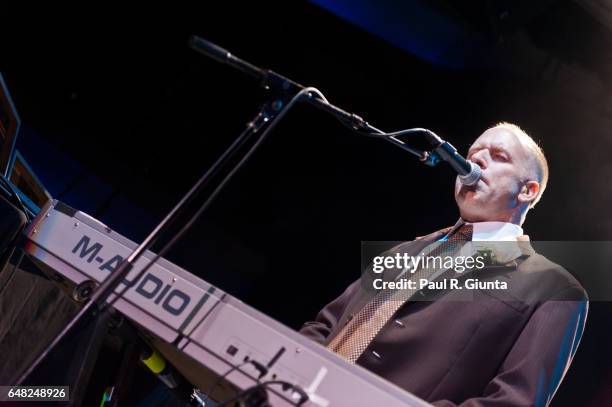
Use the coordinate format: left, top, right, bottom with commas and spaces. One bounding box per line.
342, 229, 454, 321
337, 228, 536, 335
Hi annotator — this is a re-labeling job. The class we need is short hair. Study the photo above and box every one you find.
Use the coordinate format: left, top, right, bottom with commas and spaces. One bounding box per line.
492, 122, 549, 208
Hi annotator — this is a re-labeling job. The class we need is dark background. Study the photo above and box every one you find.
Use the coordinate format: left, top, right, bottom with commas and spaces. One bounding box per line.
1, 1, 611, 405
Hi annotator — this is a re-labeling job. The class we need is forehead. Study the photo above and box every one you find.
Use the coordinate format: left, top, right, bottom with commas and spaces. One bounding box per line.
470, 127, 529, 158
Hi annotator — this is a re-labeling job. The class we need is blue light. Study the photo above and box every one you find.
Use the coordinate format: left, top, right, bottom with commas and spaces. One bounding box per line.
310, 0, 480, 68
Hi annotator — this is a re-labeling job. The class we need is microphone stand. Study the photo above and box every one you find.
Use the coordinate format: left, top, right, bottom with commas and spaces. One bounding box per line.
17, 69, 309, 388
16, 36, 437, 388
187, 36, 439, 165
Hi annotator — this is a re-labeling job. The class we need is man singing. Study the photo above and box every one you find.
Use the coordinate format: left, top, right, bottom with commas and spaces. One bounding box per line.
301, 122, 588, 406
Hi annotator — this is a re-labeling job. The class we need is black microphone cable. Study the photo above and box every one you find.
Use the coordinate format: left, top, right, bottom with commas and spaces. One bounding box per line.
217, 379, 309, 407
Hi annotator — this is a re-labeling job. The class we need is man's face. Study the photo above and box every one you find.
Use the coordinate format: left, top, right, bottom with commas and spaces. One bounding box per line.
454, 127, 533, 222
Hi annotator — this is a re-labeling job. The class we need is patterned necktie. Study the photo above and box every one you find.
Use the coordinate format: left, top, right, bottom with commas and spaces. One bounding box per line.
327, 224, 473, 363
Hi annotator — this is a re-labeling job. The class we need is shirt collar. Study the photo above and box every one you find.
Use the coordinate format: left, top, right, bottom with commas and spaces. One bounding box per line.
435, 219, 533, 263
448, 219, 524, 242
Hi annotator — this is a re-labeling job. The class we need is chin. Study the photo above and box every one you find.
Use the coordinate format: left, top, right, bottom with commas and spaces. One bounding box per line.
459, 210, 481, 223
457, 201, 488, 223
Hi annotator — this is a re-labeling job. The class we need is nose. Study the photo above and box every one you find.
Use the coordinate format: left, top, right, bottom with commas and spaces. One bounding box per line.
470, 150, 488, 170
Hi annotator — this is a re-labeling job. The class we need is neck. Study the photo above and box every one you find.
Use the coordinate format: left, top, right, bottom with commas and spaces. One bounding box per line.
508, 211, 525, 226
461, 209, 526, 226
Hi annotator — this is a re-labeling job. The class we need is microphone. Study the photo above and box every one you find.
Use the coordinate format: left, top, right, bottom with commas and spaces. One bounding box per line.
188, 36, 478, 182
433, 141, 482, 186
189, 36, 263, 79
416, 129, 481, 185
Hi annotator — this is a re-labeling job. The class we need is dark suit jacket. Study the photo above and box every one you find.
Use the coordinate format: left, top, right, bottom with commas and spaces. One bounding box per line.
300, 228, 588, 407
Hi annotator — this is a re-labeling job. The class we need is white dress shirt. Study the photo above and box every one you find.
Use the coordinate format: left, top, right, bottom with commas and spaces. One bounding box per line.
441, 219, 524, 242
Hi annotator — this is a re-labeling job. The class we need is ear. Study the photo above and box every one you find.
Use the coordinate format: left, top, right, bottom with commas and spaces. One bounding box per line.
518, 181, 540, 205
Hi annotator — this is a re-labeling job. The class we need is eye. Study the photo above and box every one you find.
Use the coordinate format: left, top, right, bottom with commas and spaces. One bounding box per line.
493, 151, 509, 162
